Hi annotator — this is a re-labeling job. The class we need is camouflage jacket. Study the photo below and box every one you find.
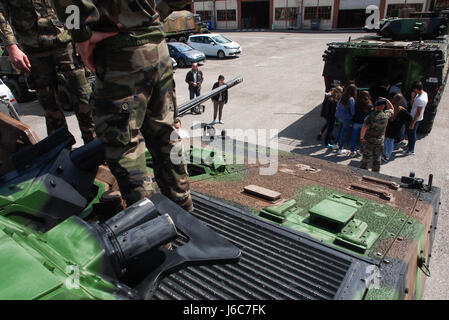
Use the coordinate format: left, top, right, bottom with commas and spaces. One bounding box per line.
363, 109, 393, 144
0, 0, 71, 49
50, 0, 189, 43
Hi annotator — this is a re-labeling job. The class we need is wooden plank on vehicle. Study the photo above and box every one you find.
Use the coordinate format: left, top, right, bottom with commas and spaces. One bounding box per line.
243, 185, 281, 201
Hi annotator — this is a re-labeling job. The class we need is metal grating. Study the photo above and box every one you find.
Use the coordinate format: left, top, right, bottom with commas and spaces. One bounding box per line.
154, 193, 361, 300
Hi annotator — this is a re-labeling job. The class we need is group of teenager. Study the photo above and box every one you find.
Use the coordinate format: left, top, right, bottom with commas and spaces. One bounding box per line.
318, 79, 428, 172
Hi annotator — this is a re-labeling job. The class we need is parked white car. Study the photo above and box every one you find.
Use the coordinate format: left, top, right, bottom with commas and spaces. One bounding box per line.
0, 78, 20, 120
187, 34, 241, 59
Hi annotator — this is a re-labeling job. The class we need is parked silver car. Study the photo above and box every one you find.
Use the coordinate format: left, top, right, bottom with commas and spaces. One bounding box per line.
0, 78, 19, 120
187, 34, 241, 59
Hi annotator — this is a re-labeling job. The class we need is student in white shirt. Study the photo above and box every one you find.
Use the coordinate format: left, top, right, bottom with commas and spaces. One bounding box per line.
404, 81, 428, 155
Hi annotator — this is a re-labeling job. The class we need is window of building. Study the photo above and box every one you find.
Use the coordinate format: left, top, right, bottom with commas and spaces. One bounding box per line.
275, 7, 298, 21
435, 0, 449, 9
217, 9, 236, 21
304, 6, 332, 20
386, 4, 423, 17
196, 10, 213, 21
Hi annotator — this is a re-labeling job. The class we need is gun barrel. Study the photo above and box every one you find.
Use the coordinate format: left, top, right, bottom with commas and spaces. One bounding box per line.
177, 76, 243, 116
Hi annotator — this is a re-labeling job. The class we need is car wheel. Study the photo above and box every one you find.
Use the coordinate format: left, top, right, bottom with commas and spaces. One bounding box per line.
58, 84, 74, 112
169, 38, 177, 42
179, 36, 187, 43
217, 50, 225, 59
178, 58, 186, 68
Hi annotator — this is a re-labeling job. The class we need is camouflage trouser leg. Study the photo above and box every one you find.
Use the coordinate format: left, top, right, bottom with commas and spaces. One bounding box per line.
360, 142, 383, 172
29, 51, 67, 135
93, 40, 191, 208
29, 45, 95, 144
57, 46, 95, 143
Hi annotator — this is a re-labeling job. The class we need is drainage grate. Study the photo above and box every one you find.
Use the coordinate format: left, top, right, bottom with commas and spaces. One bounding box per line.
154, 193, 372, 300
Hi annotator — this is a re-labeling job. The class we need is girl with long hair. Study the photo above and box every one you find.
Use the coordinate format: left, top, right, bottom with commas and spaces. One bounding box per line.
383, 93, 412, 161
320, 86, 343, 146
349, 90, 372, 156
334, 84, 357, 153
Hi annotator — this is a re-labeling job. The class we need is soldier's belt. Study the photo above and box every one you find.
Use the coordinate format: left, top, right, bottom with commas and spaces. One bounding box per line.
96, 32, 165, 51
23, 40, 69, 54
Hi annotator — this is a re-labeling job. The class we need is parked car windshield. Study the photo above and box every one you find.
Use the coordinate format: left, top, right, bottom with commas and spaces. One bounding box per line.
212, 35, 231, 44
172, 43, 193, 52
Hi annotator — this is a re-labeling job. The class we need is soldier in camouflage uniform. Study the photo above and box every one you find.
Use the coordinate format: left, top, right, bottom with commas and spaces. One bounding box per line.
360, 98, 393, 172
0, 0, 95, 144
50, 0, 193, 210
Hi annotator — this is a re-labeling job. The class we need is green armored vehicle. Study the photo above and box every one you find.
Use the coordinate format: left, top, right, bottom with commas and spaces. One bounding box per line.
0, 81, 441, 300
322, 13, 449, 134
0, 122, 240, 300
163, 10, 209, 43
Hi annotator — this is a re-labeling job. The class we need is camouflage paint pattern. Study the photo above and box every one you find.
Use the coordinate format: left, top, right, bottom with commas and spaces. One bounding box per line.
360, 143, 383, 172
93, 40, 190, 207
0, 0, 94, 143
322, 34, 449, 133
50, 0, 188, 42
183, 138, 439, 299
378, 17, 449, 40
0, 0, 71, 48
28, 44, 95, 142
51, 0, 192, 208
0, 214, 126, 300
360, 109, 392, 172
164, 10, 199, 38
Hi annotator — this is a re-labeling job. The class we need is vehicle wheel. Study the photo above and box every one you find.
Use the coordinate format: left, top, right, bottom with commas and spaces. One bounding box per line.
58, 84, 74, 112
178, 58, 186, 68
217, 50, 225, 59
179, 36, 187, 43
7, 79, 28, 103
169, 38, 177, 42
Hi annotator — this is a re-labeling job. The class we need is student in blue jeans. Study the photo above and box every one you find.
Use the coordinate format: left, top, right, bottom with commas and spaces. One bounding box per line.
383, 94, 412, 162
404, 81, 428, 156
350, 90, 372, 156
320, 86, 343, 147
334, 84, 357, 154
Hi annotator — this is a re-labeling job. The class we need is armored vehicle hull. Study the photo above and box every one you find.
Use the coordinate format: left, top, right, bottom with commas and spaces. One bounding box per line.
164, 10, 209, 43
0, 86, 440, 299
322, 35, 449, 134
146, 137, 440, 300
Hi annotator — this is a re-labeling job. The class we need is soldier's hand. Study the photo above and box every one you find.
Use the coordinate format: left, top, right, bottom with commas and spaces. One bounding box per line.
6, 44, 31, 72
75, 32, 118, 73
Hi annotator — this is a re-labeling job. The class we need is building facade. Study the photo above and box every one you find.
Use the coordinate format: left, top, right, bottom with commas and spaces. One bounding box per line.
189, 0, 431, 30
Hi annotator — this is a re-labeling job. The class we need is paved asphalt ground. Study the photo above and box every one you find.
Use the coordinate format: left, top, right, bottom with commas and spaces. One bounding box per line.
17, 32, 448, 300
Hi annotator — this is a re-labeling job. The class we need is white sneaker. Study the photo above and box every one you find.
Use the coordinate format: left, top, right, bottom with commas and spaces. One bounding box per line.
332, 145, 339, 151
219, 120, 224, 124
403, 150, 415, 156
337, 149, 346, 155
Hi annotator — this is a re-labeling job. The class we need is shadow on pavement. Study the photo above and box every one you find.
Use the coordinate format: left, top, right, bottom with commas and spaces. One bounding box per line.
277, 103, 427, 166
15, 100, 76, 119
277, 104, 361, 165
